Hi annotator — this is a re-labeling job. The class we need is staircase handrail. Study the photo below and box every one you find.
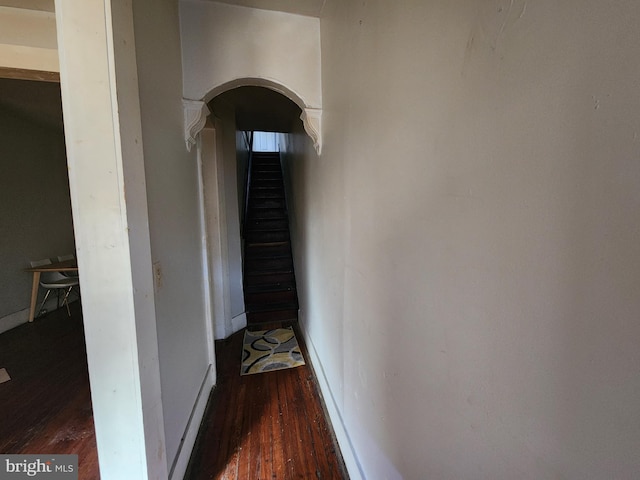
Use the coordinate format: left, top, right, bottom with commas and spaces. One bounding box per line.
241, 131, 254, 238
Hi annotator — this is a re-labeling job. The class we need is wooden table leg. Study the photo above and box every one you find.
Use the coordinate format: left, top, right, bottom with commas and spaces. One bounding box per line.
28, 272, 41, 322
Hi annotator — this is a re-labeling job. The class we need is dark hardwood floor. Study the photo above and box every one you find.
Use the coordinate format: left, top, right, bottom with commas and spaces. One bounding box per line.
1, 308, 347, 479
0, 302, 99, 479
185, 323, 348, 480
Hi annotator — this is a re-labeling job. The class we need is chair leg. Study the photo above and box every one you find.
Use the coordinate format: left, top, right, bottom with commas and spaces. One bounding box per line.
36, 289, 52, 318
62, 287, 73, 317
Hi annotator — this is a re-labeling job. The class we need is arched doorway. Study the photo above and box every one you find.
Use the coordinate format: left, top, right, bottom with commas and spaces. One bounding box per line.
197, 84, 309, 338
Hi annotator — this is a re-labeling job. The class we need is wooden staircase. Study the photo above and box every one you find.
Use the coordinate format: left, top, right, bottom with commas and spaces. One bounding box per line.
243, 152, 298, 325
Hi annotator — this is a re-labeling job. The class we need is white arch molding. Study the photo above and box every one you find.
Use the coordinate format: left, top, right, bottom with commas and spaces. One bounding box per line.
182, 78, 322, 154
183, 99, 210, 152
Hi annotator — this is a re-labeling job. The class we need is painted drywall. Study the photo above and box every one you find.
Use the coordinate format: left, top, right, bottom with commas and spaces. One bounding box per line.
217, 108, 246, 321
132, 0, 213, 474
283, 0, 640, 478
201, 122, 233, 340
0, 103, 75, 332
179, 0, 321, 109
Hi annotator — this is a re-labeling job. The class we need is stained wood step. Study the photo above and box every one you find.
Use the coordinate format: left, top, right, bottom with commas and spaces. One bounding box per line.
245, 289, 297, 307
247, 208, 287, 219
252, 155, 280, 162
249, 198, 286, 209
246, 308, 298, 324
244, 272, 296, 287
244, 219, 288, 231
252, 170, 282, 179
245, 243, 291, 258
252, 165, 280, 171
251, 178, 283, 188
244, 281, 296, 294
245, 230, 290, 243
244, 257, 293, 273
246, 301, 298, 315
251, 189, 284, 199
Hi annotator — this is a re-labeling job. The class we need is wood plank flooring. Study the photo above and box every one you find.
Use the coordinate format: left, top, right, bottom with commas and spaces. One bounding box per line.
185, 324, 348, 480
0, 303, 99, 479
0, 307, 347, 479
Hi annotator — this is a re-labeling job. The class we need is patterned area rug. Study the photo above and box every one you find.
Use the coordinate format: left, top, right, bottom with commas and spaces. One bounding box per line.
241, 327, 305, 375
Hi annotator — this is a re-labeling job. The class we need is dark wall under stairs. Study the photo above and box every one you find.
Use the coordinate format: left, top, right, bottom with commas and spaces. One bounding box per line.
243, 152, 298, 325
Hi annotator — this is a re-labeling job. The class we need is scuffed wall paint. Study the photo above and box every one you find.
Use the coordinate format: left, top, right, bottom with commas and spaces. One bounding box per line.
287, 0, 640, 478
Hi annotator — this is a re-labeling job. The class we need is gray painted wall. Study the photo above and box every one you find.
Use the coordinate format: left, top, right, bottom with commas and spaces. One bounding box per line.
0, 104, 75, 332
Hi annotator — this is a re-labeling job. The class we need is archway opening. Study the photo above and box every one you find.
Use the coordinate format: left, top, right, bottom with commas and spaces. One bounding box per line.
201, 85, 306, 336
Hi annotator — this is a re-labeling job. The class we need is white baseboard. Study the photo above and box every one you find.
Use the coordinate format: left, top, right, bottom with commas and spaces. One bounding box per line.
0, 308, 29, 335
298, 321, 365, 480
0, 297, 81, 335
231, 312, 247, 334
169, 364, 215, 480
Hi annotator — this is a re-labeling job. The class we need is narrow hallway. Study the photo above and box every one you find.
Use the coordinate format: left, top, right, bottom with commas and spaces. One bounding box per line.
185, 323, 348, 479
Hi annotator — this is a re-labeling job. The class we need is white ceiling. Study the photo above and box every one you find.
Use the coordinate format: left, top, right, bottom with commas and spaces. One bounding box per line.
207, 0, 324, 17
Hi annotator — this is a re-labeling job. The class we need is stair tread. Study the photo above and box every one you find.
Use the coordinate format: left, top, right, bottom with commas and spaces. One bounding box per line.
245, 251, 292, 259
244, 283, 296, 293
245, 267, 293, 276
245, 241, 290, 247
246, 302, 299, 313
245, 226, 288, 232
245, 267, 294, 275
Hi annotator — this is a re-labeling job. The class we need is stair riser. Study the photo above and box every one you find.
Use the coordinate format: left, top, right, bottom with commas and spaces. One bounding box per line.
252, 157, 280, 165
245, 290, 297, 305
248, 209, 287, 220
245, 244, 291, 258
251, 181, 283, 190
245, 257, 293, 271
252, 171, 283, 179
251, 190, 284, 199
244, 282, 296, 294
245, 272, 296, 287
249, 199, 286, 209
246, 309, 298, 324
245, 219, 288, 230
246, 231, 290, 242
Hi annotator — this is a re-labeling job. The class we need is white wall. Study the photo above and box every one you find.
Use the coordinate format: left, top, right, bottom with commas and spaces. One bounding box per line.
253, 131, 278, 152
0, 103, 75, 332
179, 0, 321, 109
203, 99, 246, 339
55, 0, 212, 478
55, 1, 167, 477
132, 0, 213, 475
219, 113, 245, 322
284, 0, 640, 478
